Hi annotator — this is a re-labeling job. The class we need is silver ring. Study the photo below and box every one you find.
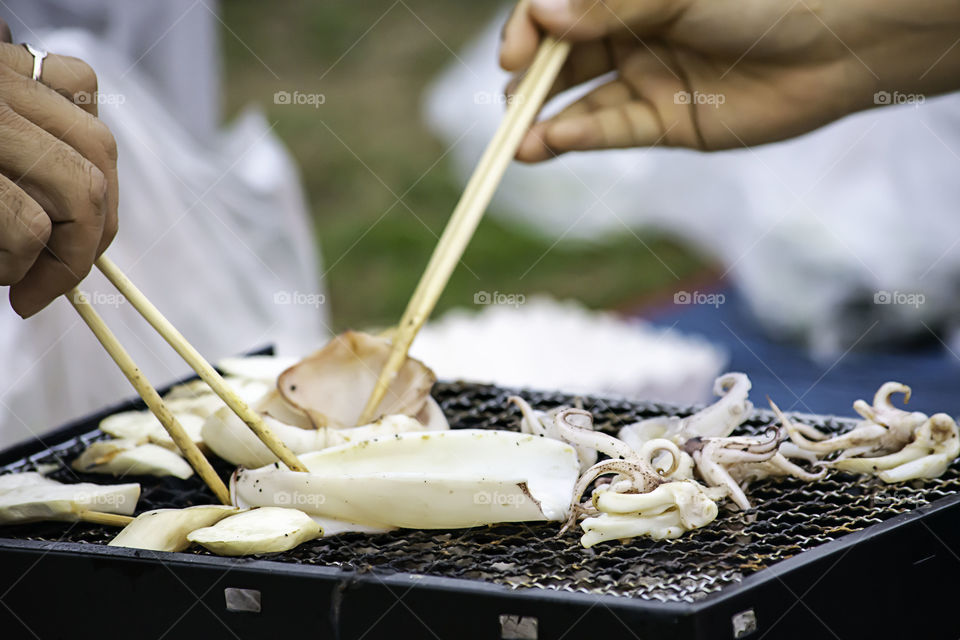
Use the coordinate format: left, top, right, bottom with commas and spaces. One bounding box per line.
22, 43, 48, 81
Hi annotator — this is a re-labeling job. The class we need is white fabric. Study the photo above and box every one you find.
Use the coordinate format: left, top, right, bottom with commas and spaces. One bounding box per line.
425, 7, 960, 355
1, 0, 221, 142
0, 28, 326, 448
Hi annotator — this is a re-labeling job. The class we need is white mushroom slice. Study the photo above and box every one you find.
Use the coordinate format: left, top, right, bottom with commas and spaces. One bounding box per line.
619, 372, 753, 447
0, 474, 139, 524
164, 377, 271, 407
203, 408, 323, 468
72, 440, 194, 480
277, 331, 437, 428
0, 472, 61, 491
202, 407, 433, 468
162, 378, 216, 401
163, 395, 230, 418
217, 355, 299, 382
416, 396, 450, 431
257, 389, 314, 429
187, 507, 322, 556
831, 413, 960, 482
109, 505, 240, 552
232, 430, 580, 529
99, 410, 206, 452
580, 481, 718, 547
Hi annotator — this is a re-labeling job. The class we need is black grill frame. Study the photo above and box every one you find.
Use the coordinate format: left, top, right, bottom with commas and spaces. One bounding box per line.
1, 379, 959, 640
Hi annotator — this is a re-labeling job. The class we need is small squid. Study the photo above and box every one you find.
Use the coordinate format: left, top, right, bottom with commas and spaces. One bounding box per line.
553, 408, 681, 531
684, 428, 786, 511
830, 413, 960, 482
509, 396, 598, 472
777, 383, 926, 460
618, 372, 754, 449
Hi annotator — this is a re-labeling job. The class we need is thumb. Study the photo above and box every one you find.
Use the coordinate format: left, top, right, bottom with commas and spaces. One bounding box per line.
529, 0, 686, 40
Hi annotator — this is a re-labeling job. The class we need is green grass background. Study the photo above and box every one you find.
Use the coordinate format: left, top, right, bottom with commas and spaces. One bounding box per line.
219, 0, 710, 330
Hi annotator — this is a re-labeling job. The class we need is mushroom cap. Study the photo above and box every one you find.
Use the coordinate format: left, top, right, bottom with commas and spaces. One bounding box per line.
277, 331, 437, 428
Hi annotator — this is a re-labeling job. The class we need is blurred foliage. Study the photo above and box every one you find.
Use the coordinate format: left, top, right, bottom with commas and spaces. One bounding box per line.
219, 0, 710, 330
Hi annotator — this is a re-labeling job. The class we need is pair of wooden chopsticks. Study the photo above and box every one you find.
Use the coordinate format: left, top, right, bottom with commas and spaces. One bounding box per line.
67, 255, 308, 507
358, 37, 571, 425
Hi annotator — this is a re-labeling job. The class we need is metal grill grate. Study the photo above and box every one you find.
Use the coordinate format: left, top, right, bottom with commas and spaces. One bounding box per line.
2, 381, 958, 604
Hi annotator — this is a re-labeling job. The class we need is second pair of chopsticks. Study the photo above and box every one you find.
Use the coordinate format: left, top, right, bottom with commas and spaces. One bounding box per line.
67, 255, 309, 506
358, 37, 571, 425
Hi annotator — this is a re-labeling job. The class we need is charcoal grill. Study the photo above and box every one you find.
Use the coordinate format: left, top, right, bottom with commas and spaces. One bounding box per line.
1, 380, 959, 640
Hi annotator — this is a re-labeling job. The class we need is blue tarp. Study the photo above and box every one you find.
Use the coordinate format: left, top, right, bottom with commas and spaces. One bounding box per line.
645, 288, 960, 418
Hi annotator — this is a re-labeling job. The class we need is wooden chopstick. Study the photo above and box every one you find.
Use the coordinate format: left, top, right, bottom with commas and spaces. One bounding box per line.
357, 37, 571, 425
94, 256, 308, 473
77, 510, 134, 527
67, 288, 232, 504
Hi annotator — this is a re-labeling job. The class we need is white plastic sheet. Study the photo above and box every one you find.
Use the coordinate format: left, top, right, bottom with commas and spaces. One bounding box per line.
0, 27, 326, 448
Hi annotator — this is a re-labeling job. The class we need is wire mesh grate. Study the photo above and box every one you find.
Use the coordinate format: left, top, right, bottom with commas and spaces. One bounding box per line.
2, 381, 957, 603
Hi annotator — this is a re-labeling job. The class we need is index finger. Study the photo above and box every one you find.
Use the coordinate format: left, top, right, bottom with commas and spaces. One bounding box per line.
500, 1, 541, 72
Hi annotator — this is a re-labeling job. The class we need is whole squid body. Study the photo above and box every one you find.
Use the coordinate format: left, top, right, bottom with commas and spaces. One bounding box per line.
231, 429, 581, 531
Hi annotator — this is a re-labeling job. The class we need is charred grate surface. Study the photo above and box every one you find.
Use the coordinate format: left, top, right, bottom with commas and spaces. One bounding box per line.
2, 381, 959, 603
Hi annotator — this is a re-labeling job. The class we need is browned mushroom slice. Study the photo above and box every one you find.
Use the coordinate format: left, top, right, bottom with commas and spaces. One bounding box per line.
278, 331, 437, 428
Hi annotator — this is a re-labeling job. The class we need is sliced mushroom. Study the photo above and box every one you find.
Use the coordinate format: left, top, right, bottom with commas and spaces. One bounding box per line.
202, 407, 435, 468
109, 505, 240, 552
72, 440, 194, 480
99, 410, 206, 452
0, 473, 139, 525
217, 355, 299, 382
187, 507, 322, 556
277, 331, 437, 428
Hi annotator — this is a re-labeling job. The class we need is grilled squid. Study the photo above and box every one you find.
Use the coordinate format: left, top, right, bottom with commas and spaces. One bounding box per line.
683, 428, 784, 511
772, 382, 960, 483
509, 396, 598, 472
232, 429, 580, 531
829, 413, 960, 482
580, 481, 719, 547
778, 383, 926, 460
618, 372, 753, 448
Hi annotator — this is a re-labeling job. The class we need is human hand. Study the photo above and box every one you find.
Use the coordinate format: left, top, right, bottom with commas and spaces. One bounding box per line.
500, 0, 960, 161
0, 18, 118, 317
